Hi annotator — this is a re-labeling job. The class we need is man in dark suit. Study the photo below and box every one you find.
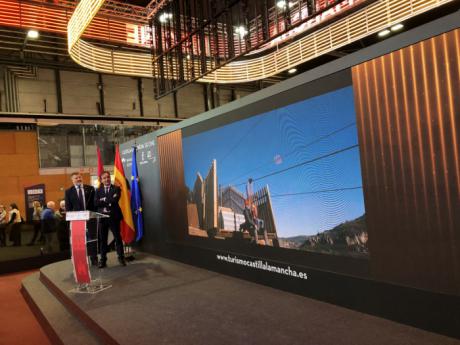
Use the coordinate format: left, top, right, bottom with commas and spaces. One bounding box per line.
65, 172, 95, 212
94, 171, 126, 267
65, 172, 98, 265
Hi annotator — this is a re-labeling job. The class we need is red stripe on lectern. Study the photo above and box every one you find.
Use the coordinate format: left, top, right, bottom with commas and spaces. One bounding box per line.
71, 220, 91, 284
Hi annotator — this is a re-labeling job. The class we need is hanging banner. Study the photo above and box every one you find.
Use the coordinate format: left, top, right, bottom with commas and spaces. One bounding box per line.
24, 184, 46, 222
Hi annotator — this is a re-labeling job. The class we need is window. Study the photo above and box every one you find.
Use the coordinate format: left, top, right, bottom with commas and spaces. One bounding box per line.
38, 124, 156, 168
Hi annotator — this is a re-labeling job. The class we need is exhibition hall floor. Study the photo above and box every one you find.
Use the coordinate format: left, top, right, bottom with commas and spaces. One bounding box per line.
22, 252, 460, 345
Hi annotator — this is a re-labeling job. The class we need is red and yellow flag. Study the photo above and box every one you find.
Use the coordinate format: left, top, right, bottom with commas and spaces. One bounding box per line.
114, 145, 135, 244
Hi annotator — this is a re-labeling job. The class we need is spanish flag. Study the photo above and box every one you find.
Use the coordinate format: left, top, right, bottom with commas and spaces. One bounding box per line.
114, 145, 135, 244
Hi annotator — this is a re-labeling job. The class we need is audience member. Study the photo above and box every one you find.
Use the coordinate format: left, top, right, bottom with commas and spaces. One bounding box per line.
28, 201, 44, 246
41, 201, 57, 253
55, 200, 70, 252
7, 203, 22, 246
0, 205, 7, 247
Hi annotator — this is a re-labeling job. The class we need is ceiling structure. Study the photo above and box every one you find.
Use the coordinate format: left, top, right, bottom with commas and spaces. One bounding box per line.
0, 0, 151, 71
0, 0, 458, 98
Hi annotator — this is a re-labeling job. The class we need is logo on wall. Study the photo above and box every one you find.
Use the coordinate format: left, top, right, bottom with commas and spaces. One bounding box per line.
122, 141, 156, 167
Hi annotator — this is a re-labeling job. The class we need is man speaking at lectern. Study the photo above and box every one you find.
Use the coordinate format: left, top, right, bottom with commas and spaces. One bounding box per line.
65, 172, 98, 266
94, 171, 126, 268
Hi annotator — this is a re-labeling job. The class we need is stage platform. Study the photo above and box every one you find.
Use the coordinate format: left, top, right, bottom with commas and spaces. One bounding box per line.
21, 252, 460, 345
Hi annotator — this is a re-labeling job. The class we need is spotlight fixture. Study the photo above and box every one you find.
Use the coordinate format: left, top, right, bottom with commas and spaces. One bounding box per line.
378, 29, 391, 38
277, 0, 287, 9
288, 68, 297, 74
391, 23, 404, 31
159, 13, 173, 23
277, 0, 296, 10
27, 29, 39, 39
235, 26, 248, 38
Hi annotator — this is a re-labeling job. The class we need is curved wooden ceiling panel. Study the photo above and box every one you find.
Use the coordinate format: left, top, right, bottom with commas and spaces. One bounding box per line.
67, 0, 454, 83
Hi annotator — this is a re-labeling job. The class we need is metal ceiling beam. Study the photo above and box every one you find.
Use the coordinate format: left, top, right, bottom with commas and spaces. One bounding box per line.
0, 112, 184, 125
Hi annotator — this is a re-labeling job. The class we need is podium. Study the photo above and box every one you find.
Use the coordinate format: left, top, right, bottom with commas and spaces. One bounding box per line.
66, 210, 111, 294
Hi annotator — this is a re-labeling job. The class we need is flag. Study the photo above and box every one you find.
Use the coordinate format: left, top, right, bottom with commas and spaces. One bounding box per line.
114, 145, 135, 244
130, 147, 144, 241
96, 146, 104, 187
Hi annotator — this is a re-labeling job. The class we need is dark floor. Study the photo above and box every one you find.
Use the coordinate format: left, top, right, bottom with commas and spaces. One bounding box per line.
0, 229, 62, 262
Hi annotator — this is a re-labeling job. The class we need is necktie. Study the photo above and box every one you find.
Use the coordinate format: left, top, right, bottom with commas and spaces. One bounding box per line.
77, 186, 85, 210
105, 187, 109, 195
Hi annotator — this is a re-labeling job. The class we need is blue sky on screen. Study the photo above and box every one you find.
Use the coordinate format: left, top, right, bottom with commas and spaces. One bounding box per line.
182, 86, 366, 237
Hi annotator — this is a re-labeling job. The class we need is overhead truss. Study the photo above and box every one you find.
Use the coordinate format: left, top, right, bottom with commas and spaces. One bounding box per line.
66, 0, 455, 87
0, 0, 454, 96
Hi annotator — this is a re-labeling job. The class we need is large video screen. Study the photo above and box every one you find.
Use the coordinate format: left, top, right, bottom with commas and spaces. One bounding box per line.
182, 84, 368, 258
157, 27, 460, 298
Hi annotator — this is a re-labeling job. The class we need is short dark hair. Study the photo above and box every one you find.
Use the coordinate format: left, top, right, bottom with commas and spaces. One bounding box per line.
70, 172, 81, 178
10, 203, 18, 209
100, 171, 111, 179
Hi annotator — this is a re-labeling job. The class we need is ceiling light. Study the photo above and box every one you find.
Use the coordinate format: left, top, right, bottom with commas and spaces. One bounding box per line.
378, 29, 391, 38
277, 0, 287, 9
288, 68, 297, 74
27, 29, 39, 39
391, 23, 404, 31
235, 26, 248, 38
159, 13, 172, 23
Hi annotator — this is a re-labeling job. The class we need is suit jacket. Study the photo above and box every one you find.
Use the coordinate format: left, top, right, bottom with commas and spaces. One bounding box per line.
41, 207, 56, 234
94, 184, 123, 222
65, 184, 96, 212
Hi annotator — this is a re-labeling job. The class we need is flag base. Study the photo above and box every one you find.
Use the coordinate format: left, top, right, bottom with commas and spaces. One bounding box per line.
124, 245, 136, 262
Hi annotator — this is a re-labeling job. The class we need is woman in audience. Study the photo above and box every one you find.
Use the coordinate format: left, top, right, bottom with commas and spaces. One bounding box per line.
0, 205, 7, 246
7, 203, 22, 246
28, 201, 44, 246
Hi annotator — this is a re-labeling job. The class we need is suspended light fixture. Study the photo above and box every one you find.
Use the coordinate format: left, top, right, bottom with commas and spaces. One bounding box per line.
27, 29, 39, 39
391, 23, 404, 31
235, 26, 248, 38
277, 0, 296, 10
277, 0, 287, 9
159, 13, 173, 23
378, 29, 391, 37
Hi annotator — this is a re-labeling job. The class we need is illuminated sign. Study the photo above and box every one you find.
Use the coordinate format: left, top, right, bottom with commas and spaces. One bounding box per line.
126, 23, 153, 46
248, 0, 366, 55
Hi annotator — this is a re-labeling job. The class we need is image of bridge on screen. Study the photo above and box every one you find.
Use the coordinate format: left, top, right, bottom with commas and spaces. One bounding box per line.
182, 85, 369, 258
187, 159, 279, 246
